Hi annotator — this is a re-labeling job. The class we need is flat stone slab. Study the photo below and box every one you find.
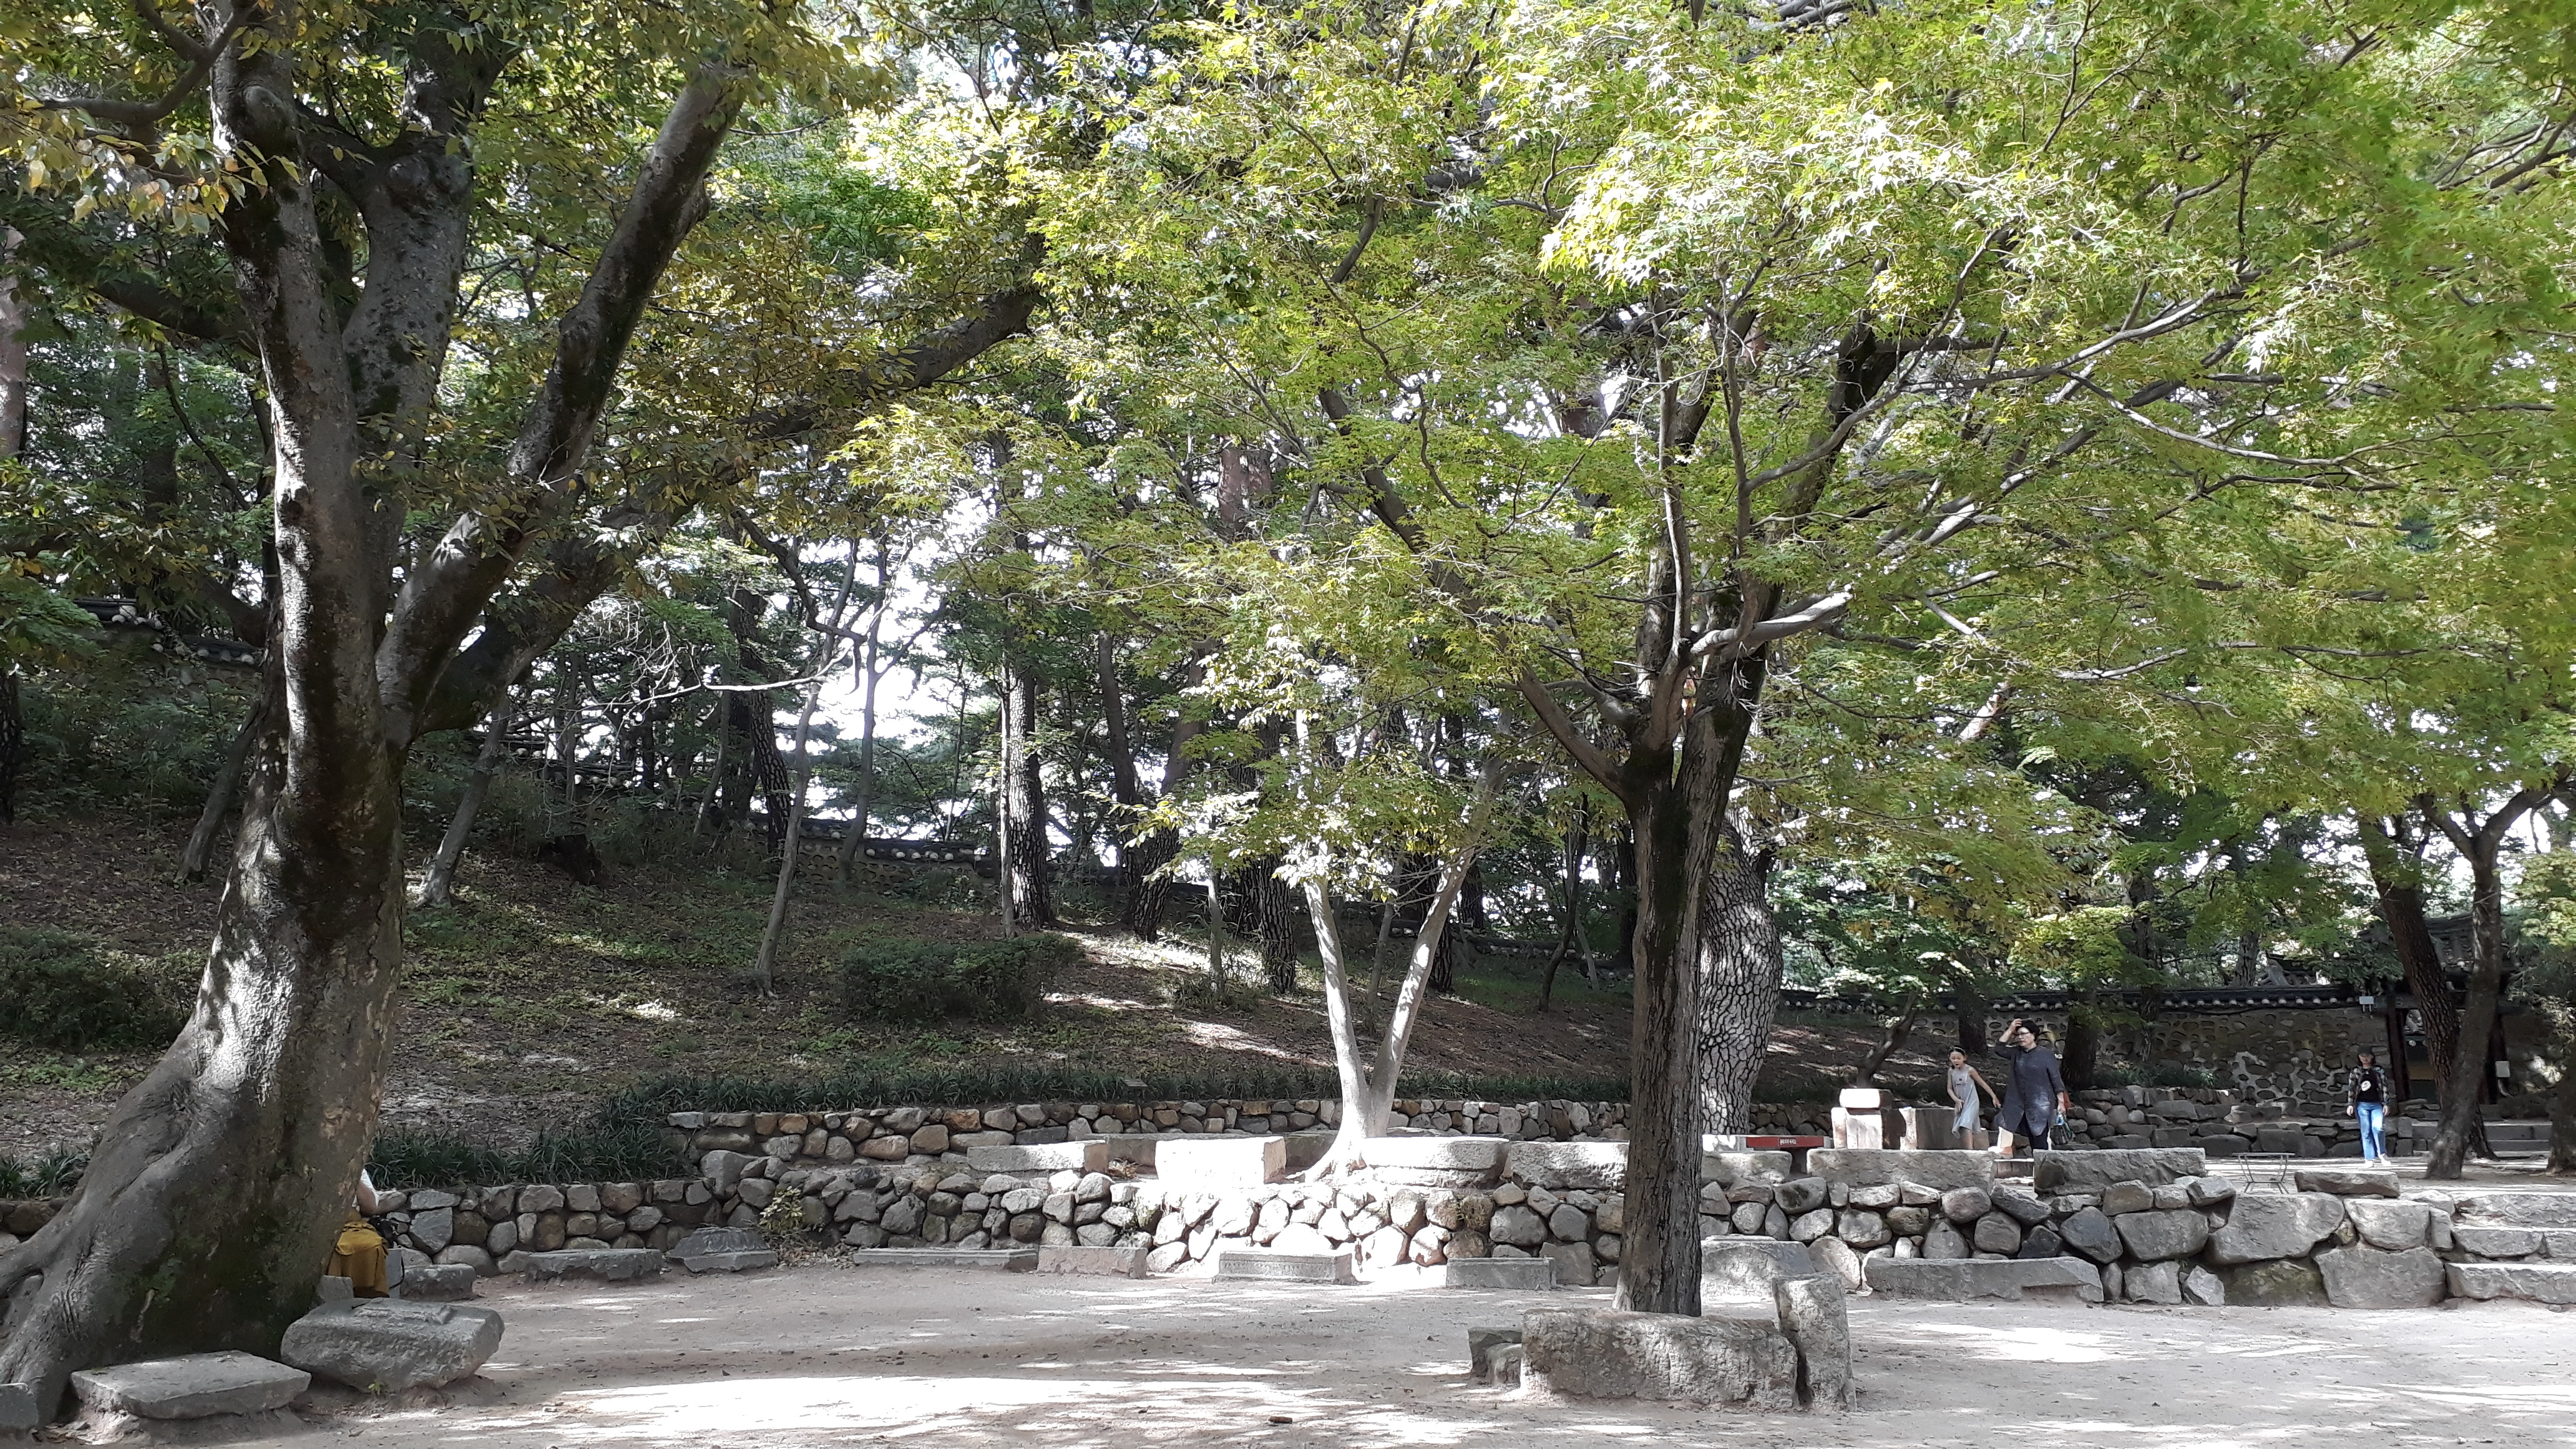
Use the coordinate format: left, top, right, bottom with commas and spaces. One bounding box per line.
70, 1352, 310, 1419
1154, 1135, 1286, 1186
280, 1299, 505, 1393
1700, 1150, 1793, 1186
1701, 1237, 1823, 1302
2032, 1149, 2206, 1191
1805, 1149, 1993, 1191
2294, 1167, 2399, 1198
520, 1249, 664, 1282
1521, 1307, 1799, 1408
2455, 1193, 2576, 1230
1505, 1141, 1627, 1191
844, 1249, 1038, 1271
1360, 1136, 1508, 1187
1863, 1256, 2104, 1304
2447, 1261, 2576, 1305
966, 1141, 1110, 1174
1211, 1249, 1357, 1284
1035, 1244, 1149, 1277
2315, 1245, 2448, 1309
0, 1382, 37, 1433
398, 1262, 481, 1300
1443, 1256, 1557, 1290
1466, 1325, 1523, 1373
678, 1249, 779, 1274
670, 1227, 764, 1258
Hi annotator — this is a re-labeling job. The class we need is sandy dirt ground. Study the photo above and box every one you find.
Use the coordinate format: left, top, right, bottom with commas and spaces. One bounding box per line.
206, 1261, 2576, 1449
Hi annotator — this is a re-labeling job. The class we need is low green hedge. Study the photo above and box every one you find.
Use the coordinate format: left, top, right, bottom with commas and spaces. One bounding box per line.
837, 933, 1081, 1025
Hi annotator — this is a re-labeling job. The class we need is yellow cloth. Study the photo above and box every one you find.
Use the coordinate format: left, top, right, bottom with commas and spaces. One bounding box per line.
326, 1214, 389, 1297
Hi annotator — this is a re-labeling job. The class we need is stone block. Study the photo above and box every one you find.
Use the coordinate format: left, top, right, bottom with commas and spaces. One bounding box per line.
2124, 1260, 2182, 1304
2057, 1207, 2120, 1264
1035, 1244, 1150, 1277
0, 1382, 36, 1433
1971, 1212, 2022, 1255
1773, 1276, 1853, 1408
1861, 1256, 2103, 1303
1700, 1150, 1793, 1186
966, 1141, 1110, 1175
1810, 1236, 1863, 1291
1538, 1241, 1598, 1287
1466, 1325, 1523, 1375
1443, 1256, 1558, 1289
1520, 1309, 1799, 1408
2315, 1245, 2448, 1309
1991, 1189, 2052, 1226
842, 1248, 1039, 1271
2455, 1193, 2576, 1229
2031, 1149, 2206, 1191
1938, 1187, 1990, 1224
1777, 1178, 1829, 1214
2114, 1209, 2209, 1262
2207, 1193, 2346, 1266
1506, 1141, 1627, 1190
520, 1249, 665, 1282
1154, 1136, 1286, 1186
2446, 1261, 2576, 1305
1211, 1249, 1358, 1284
2100, 1181, 2152, 1216
69, 1353, 310, 1419
280, 1300, 505, 1392
398, 1262, 479, 1301
2452, 1226, 2542, 1258
679, 1250, 779, 1273
2346, 1199, 2440, 1252
2293, 1167, 2399, 1198
1360, 1136, 1509, 1187
2181, 1265, 2226, 1306
2218, 1259, 2328, 1306
1803, 1149, 1993, 1191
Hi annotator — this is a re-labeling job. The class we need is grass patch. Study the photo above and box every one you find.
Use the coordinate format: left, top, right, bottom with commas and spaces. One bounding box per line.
0, 1148, 89, 1198
837, 933, 1077, 1025
0, 926, 190, 1053
596, 1064, 1632, 1120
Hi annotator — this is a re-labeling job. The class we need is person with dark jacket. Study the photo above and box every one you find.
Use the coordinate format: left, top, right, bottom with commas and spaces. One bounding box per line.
2350, 1050, 2393, 1162
1994, 1018, 2069, 1156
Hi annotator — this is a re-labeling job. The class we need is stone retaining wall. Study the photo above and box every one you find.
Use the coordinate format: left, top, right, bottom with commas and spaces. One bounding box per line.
665, 1096, 1630, 1166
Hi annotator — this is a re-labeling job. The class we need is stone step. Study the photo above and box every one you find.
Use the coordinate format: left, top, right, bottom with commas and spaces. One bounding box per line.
843, 1248, 1038, 1271
1211, 1249, 1358, 1284
2446, 1261, 2576, 1305
2454, 1193, 2576, 1231
69, 1352, 310, 1420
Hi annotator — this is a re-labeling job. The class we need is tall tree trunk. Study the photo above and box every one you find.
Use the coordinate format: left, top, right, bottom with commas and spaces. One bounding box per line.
1000, 661, 1053, 928
1093, 633, 1145, 915
2419, 791, 2554, 1176
1123, 658, 1207, 940
1697, 822, 1781, 1131
182, 691, 272, 882
753, 555, 859, 994
1256, 859, 1300, 993
0, 671, 22, 824
0, 225, 26, 461
1954, 972, 1985, 1056
419, 680, 514, 907
2362, 817, 2459, 1107
1302, 758, 1505, 1175
693, 695, 729, 840
834, 547, 892, 887
1539, 804, 1589, 1013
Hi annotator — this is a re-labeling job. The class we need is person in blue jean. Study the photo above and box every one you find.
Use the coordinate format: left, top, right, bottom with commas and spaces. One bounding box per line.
2349, 1049, 2391, 1162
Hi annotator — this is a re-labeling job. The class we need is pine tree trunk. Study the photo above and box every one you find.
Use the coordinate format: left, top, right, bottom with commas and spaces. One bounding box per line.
1695, 822, 1780, 1133
2427, 848, 2510, 1177
182, 691, 272, 882
2363, 818, 2459, 1105
1001, 663, 1053, 928
1616, 771, 1702, 1317
417, 681, 512, 907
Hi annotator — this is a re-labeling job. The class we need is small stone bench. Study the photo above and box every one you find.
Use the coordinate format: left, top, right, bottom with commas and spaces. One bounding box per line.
1521, 1308, 1800, 1409
844, 1248, 1038, 1271
280, 1299, 504, 1392
1863, 1256, 2104, 1304
1443, 1256, 1557, 1290
1211, 1249, 1357, 1284
1701, 1237, 1824, 1302
1154, 1135, 1287, 1186
965, 1141, 1110, 1175
1036, 1244, 1149, 1277
519, 1248, 664, 1282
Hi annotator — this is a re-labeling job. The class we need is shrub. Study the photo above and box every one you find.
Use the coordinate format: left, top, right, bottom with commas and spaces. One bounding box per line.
0, 1148, 89, 1198
837, 932, 1080, 1025
0, 927, 190, 1052
369, 1120, 686, 1191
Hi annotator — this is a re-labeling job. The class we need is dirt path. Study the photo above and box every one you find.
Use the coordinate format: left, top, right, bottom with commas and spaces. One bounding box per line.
256, 1265, 2576, 1449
